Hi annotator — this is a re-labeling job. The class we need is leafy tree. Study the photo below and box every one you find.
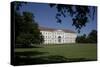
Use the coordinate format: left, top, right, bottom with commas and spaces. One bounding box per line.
87, 30, 97, 43
14, 2, 44, 47
49, 4, 96, 33
76, 34, 87, 43
15, 12, 44, 46
76, 30, 97, 43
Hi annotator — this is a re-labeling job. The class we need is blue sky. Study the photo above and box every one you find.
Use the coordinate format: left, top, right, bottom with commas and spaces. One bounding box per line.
19, 2, 97, 36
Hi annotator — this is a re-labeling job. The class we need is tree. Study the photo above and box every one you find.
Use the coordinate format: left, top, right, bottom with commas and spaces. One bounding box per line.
49, 4, 96, 33
15, 12, 44, 47
76, 34, 87, 43
14, 2, 44, 47
76, 30, 97, 43
87, 30, 97, 43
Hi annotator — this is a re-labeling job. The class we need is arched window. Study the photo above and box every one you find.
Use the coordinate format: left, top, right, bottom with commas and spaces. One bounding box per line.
58, 36, 61, 43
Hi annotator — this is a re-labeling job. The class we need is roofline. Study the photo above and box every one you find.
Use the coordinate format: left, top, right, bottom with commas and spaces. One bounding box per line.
39, 26, 76, 33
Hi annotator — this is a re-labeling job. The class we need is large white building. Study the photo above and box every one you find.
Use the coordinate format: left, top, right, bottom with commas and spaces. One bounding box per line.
39, 27, 77, 44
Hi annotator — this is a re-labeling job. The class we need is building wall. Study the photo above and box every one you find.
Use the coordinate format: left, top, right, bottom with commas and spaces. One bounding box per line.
40, 30, 77, 44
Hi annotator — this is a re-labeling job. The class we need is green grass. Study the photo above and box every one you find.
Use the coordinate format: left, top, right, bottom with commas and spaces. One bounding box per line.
15, 43, 97, 60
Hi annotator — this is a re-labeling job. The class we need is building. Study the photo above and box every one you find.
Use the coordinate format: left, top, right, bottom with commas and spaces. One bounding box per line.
39, 27, 77, 44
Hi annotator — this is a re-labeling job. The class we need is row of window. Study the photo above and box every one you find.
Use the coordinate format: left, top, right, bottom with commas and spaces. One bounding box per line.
45, 40, 75, 42
41, 32, 76, 36
43, 36, 75, 39
41, 32, 66, 35
44, 40, 75, 43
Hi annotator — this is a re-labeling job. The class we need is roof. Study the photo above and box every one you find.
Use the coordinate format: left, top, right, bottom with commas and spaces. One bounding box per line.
39, 27, 76, 33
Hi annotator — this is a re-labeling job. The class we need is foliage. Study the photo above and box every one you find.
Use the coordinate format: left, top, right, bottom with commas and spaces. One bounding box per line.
76, 34, 87, 43
15, 12, 44, 46
87, 30, 97, 43
14, 2, 44, 47
76, 30, 97, 43
49, 4, 96, 33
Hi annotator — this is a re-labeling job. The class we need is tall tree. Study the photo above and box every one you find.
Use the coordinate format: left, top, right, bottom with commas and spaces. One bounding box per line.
15, 12, 44, 46
14, 2, 44, 47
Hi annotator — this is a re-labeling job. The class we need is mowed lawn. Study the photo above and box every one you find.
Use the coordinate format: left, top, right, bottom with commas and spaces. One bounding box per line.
15, 43, 97, 60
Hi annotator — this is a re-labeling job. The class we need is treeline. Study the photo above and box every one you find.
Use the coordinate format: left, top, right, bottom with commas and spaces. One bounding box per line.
76, 30, 97, 43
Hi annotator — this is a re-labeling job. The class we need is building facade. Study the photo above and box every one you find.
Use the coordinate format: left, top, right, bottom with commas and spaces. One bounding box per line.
39, 27, 77, 44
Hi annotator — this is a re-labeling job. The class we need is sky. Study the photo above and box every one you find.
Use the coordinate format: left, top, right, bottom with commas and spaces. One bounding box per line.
19, 2, 97, 36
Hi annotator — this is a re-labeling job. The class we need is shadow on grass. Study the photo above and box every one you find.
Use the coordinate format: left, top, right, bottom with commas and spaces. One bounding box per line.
13, 51, 97, 66
15, 51, 47, 56
15, 45, 44, 48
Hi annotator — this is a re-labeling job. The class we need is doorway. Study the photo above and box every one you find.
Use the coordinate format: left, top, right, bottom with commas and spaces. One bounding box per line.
58, 36, 61, 43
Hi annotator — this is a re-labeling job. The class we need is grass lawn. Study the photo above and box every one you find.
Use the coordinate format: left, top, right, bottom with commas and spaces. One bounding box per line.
14, 43, 97, 65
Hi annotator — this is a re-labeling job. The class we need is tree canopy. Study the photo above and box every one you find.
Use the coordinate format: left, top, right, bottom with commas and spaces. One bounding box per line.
49, 4, 96, 33
14, 2, 44, 47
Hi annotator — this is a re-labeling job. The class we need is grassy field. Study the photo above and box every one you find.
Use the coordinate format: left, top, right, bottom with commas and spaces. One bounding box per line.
14, 43, 97, 65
